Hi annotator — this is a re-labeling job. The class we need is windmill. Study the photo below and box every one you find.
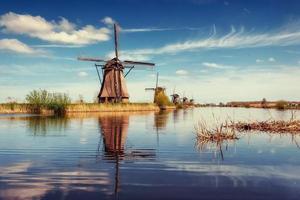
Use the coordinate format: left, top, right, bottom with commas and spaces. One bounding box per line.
170, 87, 180, 104
145, 72, 167, 103
78, 23, 155, 103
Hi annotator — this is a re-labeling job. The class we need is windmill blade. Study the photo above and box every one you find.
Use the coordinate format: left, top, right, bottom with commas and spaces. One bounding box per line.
123, 60, 155, 66
114, 23, 119, 59
145, 88, 156, 91
78, 57, 106, 62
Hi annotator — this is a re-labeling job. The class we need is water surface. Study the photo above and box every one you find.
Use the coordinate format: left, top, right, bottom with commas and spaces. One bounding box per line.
0, 108, 299, 200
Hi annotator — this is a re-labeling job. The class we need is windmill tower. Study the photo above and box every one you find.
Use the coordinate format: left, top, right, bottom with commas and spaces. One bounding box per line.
78, 24, 155, 103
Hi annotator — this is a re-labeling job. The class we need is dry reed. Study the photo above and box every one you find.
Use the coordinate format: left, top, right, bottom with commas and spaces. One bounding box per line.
195, 119, 238, 143
231, 110, 300, 134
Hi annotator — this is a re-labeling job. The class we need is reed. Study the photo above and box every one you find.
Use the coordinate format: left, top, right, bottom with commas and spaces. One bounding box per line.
232, 120, 300, 133
0, 103, 31, 113
66, 103, 159, 112
195, 118, 239, 143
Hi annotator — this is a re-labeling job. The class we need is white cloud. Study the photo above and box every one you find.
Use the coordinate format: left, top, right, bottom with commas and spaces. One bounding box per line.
118, 22, 300, 57
0, 12, 110, 45
202, 62, 226, 69
0, 38, 41, 54
101, 16, 115, 26
268, 57, 276, 62
122, 28, 173, 33
77, 71, 88, 77
175, 69, 188, 75
32, 44, 83, 48
106, 51, 150, 61
256, 59, 264, 63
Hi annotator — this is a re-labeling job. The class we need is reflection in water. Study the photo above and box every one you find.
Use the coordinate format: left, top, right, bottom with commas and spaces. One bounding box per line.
0, 115, 70, 136
99, 114, 129, 157
196, 139, 236, 161
154, 110, 170, 130
98, 113, 128, 197
98, 113, 156, 197
27, 116, 69, 136
1, 109, 300, 200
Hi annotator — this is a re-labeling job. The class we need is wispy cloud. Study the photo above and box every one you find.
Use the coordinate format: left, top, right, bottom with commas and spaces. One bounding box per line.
268, 57, 276, 62
0, 12, 110, 45
122, 28, 174, 33
117, 22, 300, 57
31, 44, 83, 48
175, 69, 189, 75
78, 71, 88, 77
202, 62, 227, 69
106, 51, 150, 61
0, 38, 42, 54
256, 59, 264, 63
101, 16, 203, 33
256, 57, 276, 63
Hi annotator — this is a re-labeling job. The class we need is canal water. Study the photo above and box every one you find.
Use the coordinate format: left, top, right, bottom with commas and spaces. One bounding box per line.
0, 108, 299, 200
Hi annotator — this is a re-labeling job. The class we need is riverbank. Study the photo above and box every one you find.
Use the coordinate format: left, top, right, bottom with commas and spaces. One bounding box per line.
225, 101, 300, 109
0, 103, 166, 114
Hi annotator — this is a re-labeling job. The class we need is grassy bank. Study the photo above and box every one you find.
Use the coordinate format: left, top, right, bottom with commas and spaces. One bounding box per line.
66, 103, 159, 112
0, 103, 159, 114
0, 103, 32, 114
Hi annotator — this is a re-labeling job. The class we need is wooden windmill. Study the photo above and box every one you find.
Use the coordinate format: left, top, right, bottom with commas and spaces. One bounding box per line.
145, 72, 167, 103
170, 87, 180, 104
78, 23, 155, 103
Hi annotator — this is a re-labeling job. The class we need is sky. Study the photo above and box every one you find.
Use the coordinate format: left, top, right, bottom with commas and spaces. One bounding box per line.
1, 0, 300, 103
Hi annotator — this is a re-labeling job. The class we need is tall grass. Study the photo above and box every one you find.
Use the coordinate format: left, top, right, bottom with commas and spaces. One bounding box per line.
26, 89, 71, 114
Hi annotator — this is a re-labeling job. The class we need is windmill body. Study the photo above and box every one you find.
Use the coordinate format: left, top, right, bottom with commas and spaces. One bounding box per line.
98, 58, 129, 103
78, 23, 154, 103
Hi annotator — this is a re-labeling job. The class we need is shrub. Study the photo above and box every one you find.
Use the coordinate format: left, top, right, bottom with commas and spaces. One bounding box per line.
275, 100, 287, 110
154, 91, 172, 107
26, 89, 71, 114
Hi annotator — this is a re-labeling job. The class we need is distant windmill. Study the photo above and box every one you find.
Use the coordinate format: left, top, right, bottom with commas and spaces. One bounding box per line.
170, 87, 180, 104
78, 23, 155, 103
145, 72, 166, 103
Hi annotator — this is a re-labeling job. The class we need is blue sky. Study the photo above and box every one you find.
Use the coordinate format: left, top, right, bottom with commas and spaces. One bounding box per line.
1, 0, 300, 103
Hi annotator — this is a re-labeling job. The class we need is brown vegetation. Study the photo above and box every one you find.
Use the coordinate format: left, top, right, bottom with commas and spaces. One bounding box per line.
66, 103, 159, 112
232, 120, 300, 133
195, 119, 239, 143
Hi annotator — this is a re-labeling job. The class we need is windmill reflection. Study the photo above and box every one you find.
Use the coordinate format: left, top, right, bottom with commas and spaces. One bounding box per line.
98, 112, 156, 197
99, 114, 129, 158
154, 110, 171, 130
